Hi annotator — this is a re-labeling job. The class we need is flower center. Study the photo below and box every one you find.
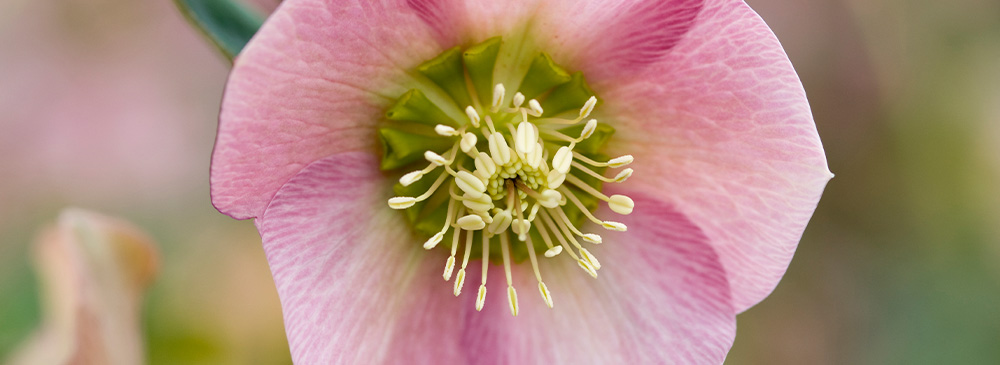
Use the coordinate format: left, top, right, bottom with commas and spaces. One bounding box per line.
380, 37, 634, 316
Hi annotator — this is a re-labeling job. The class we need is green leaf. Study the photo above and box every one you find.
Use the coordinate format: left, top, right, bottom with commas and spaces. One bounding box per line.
174, 0, 265, 62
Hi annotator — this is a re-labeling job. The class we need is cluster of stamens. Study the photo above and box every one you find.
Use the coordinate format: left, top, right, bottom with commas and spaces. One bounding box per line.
388, 84, 634, 316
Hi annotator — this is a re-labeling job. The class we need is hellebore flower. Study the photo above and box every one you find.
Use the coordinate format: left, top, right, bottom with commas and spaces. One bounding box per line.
5, 209, 159, 365
210, 0, 831, 363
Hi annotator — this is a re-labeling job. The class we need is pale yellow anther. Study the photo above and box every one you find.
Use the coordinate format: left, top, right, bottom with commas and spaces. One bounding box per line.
544, 246, 563, 257
465, 106, 481, 127
608, 194, 634, 215
474, 152, 497, 177
476, 284, 487, 311
609, 155, 634, 168
457, 214, 486, 230
460, 133, 478, 152
492, 84, 505, 110
512, 92, 525, 108
552, 146, 573, 174
454, 269, 466, 296
580, 119, 597, 139
614, 168, 633, 183
537, 189, 563, 208
579, 96, 597, 119
528, 99, 543, 116
547, 171, 566, 189
528, 142, 544, 169
435, 124, 457, 136
443, 256, 456, 280
538, 282, 553, 308
462, 192, 493, 213
507, 286, 519, 316
423, 232, 444, 249
399, 170, 424, 186
388, 197, 416, 209
578, 259, 598, 278
456, 171, 486, 198
511, 219, 531, 240
487, 210, 513, 234
582, 233, 602, 244
601, 221, 627, 231
515, 122, 537, 156
488, 132, 512, 165
580, 248, 601, 270
425, 151, 448, 166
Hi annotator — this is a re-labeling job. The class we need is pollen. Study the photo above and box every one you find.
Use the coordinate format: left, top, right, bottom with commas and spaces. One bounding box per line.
380, 38, 635, 315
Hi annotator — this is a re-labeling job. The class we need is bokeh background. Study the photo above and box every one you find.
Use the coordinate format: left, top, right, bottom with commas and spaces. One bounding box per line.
0, 0, 997, 363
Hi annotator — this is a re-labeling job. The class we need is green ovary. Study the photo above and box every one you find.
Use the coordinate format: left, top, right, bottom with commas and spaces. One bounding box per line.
379, 36, 635, 315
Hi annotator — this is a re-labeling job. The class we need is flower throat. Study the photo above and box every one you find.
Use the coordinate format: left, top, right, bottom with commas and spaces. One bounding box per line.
380, 37, 634, 316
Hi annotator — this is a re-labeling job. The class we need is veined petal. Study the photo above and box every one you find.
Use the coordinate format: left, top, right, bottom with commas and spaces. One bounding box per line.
459, 192, 735, 363
211, 0, 458, 220
256, 152, 469, 364
592, 1, 831, 312
536, 0, 705, 81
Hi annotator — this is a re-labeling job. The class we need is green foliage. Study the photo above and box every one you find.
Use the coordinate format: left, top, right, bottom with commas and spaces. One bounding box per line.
173, 0, 264, 62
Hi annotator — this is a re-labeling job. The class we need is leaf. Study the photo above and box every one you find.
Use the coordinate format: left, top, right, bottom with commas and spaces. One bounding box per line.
174, 0, 265, 62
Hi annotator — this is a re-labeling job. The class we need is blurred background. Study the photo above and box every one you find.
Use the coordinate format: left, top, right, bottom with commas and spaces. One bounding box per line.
0, 0, 996, 363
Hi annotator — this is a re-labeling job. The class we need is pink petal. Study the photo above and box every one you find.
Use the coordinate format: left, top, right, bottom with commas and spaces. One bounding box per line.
535, 0, 705, 81
256, 151, 471, 364
459, 190, 735, 363
211, 0, 461, 219
589, 1, 832, 311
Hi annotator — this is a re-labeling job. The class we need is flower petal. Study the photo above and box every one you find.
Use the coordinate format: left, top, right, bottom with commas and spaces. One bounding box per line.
459, 190, 735, 363
592, 1, 831, 311
211, 0, 459, 219
535, 0, 705, 81
257, 151, 472, 364
7, 209, 158, 365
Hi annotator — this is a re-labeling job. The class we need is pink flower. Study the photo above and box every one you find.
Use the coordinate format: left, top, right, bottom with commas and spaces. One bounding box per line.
5, 209, 159, 365
210, 0, 831, 363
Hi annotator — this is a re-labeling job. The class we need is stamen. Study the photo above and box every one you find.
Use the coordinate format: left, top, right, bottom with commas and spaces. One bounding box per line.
523, 236, 553, 308
455, 171, 487, 199
399, 170, 425, 186
460, 133, 478, 153
532, 214, 562, 257
424, 151, 448, 166
608, 195, 635, 215
487, 132, 512, 165
465, 106, 481, 127
552, 207, 602, 244
455, 231, 474, 296
435, 124, 458, 136
457, 214, 486, 230
499, 233, 518, 316
512, 92, 525, 108
558, 186, 626, 231
572, 152, 634, 168
443, 229, 461, 280
527, 99, 543, 117
578, 96, 597, 120
552, 146, 573, 174
491, 84, 505, 112
580, 119, 597, 139
579, 247, 601, 270
538, 210, 581, 262
571, 162, 633, 185
476, 233, 490, 311
514, 122, 538, 157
